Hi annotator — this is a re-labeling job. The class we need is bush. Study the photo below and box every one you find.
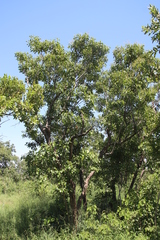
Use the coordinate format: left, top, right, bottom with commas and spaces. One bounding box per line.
119, 172, 160, 239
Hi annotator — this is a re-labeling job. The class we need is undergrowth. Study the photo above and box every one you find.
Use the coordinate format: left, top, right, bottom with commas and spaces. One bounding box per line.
0, 176, 148, 239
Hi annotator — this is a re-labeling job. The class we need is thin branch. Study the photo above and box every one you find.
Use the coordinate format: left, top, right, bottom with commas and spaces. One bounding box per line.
0, 119, 10, 126
1, 112, 13, 116
119, 128, 143, 145
128, 154, 144, 194
75, 71, 86, 86
66, 70, 86, 102
71, 127, 93, 141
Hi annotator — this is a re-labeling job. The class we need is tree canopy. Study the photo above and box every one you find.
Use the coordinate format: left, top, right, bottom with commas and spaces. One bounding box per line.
142, 4, 160, 55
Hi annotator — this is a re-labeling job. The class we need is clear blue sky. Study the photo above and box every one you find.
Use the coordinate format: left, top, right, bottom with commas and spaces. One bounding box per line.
0, 0, 160, 158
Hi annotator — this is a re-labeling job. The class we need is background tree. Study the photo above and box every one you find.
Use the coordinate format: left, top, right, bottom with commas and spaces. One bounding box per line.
97, 43, 159, 210
142, 4, 160, 171
0, 140, 18, 169
142, 5, 160, 56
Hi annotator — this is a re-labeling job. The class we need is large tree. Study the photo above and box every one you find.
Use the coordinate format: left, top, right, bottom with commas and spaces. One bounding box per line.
14, 34, 109, 227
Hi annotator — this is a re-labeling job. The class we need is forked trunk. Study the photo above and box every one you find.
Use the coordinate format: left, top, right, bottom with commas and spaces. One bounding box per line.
77, 171, 95, 213
69, 171, 95, 229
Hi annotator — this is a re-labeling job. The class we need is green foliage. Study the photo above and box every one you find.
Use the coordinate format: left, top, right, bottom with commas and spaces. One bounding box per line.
75, 211, 147, 240
13, 34, 110, 226
0, 5, 160, 236
119, 171, 160, 239
15, 33, 159, 228
97, 43, 159, 211
142, 5, 160, 55
14, 34, 109, 147
0, 179, 70, 239
0, 140, 28, 194
0, 74, 25, 118
0, 140, 18, 169
0, 178, 148, 240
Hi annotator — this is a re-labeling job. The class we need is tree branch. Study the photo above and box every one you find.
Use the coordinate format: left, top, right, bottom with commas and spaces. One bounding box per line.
128, 154, 144, 194
0, 118, 10, 126
119, 128, 142, 145
71, 127, 93, 141
38, 123, 51, 144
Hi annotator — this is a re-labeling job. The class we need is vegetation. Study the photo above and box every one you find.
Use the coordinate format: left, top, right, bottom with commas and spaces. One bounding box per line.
0, 4, 160, 239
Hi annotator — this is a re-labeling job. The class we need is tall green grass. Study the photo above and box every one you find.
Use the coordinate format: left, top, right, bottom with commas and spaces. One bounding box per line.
0, 178, 63, 239
0, 176, 148, 239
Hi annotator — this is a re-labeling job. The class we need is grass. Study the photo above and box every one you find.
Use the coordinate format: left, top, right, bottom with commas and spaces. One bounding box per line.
0, 176, 148, 240
0, 176, 73, 239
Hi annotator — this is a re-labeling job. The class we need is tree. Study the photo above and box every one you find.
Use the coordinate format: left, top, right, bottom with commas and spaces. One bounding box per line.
14, 34, 109, 227
142, 5, 160, 171
0, 140, 18, 169
97, 43, 159, 210
142, 5, 160, 56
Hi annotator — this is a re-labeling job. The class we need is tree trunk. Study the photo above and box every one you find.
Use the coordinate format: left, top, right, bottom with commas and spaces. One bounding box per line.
69, 171, 95, 229
77, 171, 95, 213
69, 179, 77, 228
38, 123, 51, 145
110, 180, 117, 211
